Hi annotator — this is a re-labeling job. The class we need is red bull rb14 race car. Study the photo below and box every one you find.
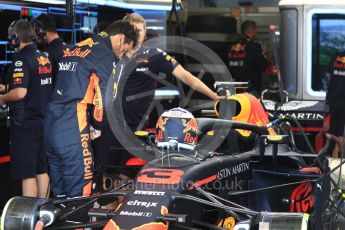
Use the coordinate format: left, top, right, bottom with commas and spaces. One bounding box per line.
1, 87, 343, 230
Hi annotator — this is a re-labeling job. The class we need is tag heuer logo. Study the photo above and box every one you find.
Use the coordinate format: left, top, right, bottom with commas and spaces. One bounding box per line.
15, 61, 23, 67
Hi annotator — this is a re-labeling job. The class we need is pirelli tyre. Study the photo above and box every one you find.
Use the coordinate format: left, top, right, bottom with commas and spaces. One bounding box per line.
1, 196, 46, 230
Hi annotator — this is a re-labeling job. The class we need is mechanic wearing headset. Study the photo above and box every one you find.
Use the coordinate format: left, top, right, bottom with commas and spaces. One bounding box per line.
326, 51, 345, 158
94, 13, 219, 180
0, 20, 53, 198
32, 13, 68, 87
228, 20, 272, 95
44, 20, 138, 198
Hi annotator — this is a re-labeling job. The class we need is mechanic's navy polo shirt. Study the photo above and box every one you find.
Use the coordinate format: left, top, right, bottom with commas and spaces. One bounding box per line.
46, 37, 68, 86
8, 43, 53, 126
123, 45, 179, 101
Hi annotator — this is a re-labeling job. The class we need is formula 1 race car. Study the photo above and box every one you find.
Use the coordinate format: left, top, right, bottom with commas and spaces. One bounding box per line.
1, 99, 343, 230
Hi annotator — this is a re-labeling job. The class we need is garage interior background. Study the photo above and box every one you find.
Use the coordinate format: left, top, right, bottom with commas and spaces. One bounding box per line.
0, 0, 281, 207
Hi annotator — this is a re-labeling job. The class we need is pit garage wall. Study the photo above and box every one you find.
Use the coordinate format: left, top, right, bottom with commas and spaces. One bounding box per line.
135, 10, 167, 40
183, 7, 280, 90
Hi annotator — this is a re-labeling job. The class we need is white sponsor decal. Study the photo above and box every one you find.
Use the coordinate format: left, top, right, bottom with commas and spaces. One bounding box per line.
57, 89, 63, 95
127, 200, 158, 208
217, 162, 249, 180
134, 190, 165, 196
119, 211, 152, 217
58, 62, 78, 71
229, 61, 244, 67
41, 78, 52, 85
136, 67, 149, 72
156, 47, 168, 55
263, 100, 319, 111
14, 68, 23, 72
276, 112, 324, 120
15, 61, 23, 67
334, 70, 345, 76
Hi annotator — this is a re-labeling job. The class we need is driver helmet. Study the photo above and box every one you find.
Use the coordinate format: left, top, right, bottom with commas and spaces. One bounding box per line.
155, 107, 198, 151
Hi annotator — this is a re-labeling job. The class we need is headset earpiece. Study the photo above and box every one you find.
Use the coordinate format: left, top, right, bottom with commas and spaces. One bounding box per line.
12, 33, 20, 48
8, 20, 20, 48
32, 19, 46, 39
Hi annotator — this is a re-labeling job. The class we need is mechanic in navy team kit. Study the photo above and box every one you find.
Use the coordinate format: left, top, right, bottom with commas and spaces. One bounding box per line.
32, 13, 68, 86
94, 13, 219, 177
44, 20, 138, 198
0, 20, 52, 198
326, 51, 345, 158
228, 20, 271, 95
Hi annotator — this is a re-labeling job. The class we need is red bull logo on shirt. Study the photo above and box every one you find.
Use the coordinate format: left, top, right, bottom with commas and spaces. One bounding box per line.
231, 43, 245, 52
13, 77, 22, 85
63, 48, 91, 58
77, 38, 99, 48
228, 43, 246, 59
37, 56, 50, 66
336, 56, 345, 64
39, 66, 52, 74
334, 56, 345, 69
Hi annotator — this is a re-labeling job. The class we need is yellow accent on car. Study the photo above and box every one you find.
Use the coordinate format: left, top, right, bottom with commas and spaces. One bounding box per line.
134, 131, 148, 136
267, 135, 283, 141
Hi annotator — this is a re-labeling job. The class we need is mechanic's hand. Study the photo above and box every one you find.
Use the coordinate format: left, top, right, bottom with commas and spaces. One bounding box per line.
0, 84, 6, 93
0, 95, 5, 106
212, 92, 220, 101
262, 43, 269, 56
90, 126, 102, 140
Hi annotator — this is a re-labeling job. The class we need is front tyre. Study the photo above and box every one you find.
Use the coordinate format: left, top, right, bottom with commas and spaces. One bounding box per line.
1, 196, 46, 230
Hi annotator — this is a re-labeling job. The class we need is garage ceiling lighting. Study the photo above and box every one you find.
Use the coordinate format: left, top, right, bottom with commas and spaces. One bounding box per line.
23, 0, 172, 10
23, 0, 64, 4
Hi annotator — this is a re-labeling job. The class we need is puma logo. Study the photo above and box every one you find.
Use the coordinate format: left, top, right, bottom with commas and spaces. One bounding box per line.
57, 90, 63, 95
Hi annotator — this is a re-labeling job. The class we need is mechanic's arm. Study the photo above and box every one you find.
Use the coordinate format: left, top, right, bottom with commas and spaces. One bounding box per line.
88, 72, 104, 140
90, 73, 104, 127
251, 43, 271, 71
172, 65, 218, 101
0, 84, 6, 93
0, 88, 27, 105
0, 57, 29, 105
89, 55, 125, 139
